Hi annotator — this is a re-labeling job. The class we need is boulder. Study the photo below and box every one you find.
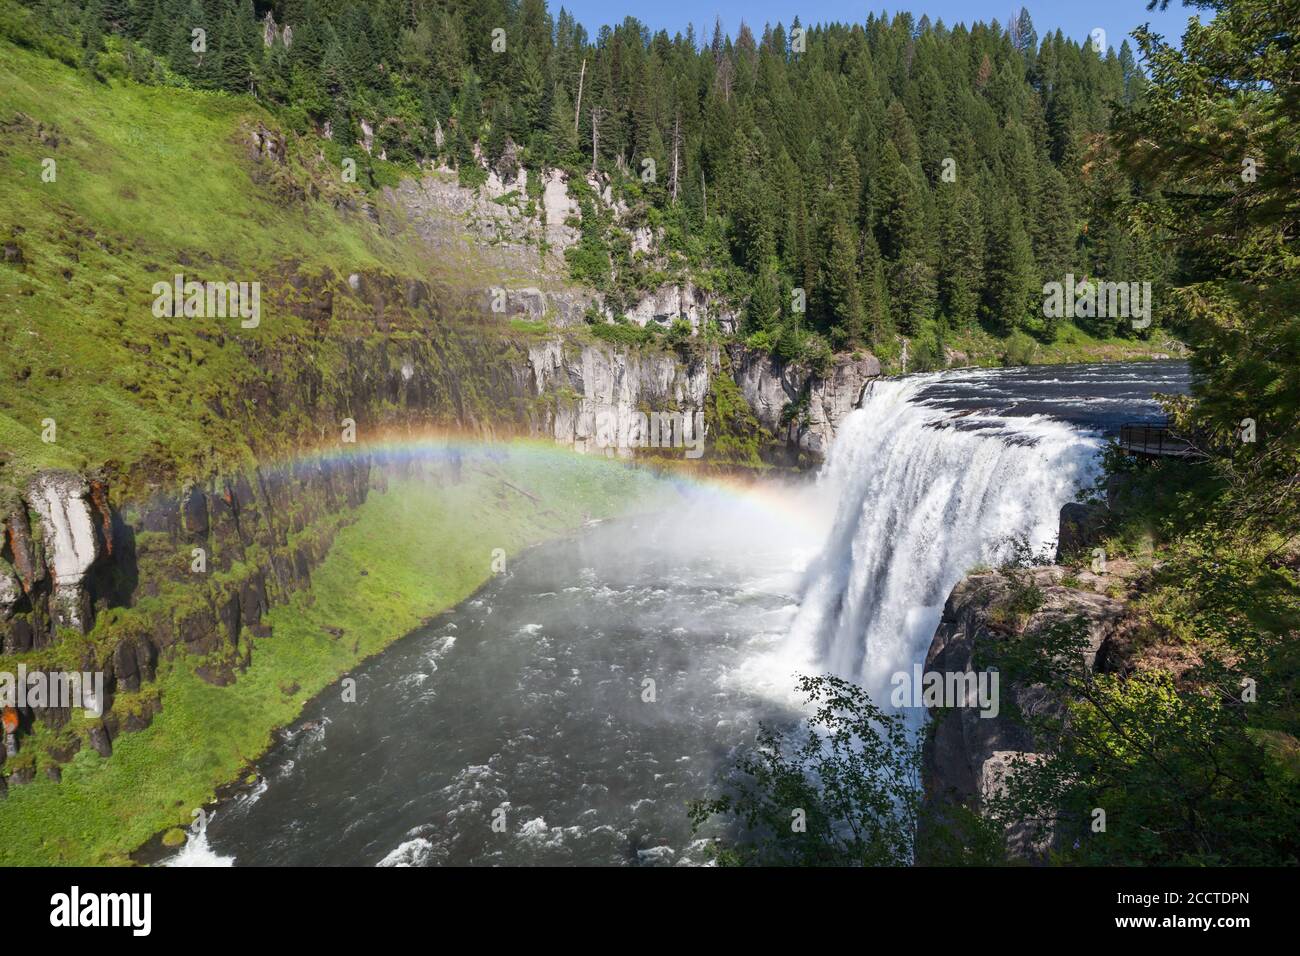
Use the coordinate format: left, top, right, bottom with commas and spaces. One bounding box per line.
1056, 501, 1106, 561
88, 723, 113, 758
180, 485, 208, 536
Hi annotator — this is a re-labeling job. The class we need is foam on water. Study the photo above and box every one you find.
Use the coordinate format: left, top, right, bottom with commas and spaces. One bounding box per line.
161, 813, 236, 867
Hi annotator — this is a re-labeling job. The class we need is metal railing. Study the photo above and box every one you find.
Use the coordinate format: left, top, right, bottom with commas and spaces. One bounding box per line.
1117, 422, 1195, 457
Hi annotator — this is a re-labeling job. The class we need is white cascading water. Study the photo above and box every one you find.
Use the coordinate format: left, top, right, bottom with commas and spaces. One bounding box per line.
788, 374, 1103, 707
162, 810, 235, 867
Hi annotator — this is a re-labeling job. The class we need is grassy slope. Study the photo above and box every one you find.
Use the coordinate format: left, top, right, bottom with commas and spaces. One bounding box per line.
879, 323, 1186, 375
0, 450, 667, 865
0, 37, 436, 493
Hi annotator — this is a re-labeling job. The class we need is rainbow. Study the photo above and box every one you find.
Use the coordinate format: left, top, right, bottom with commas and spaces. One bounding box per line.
216, 425, 818, 525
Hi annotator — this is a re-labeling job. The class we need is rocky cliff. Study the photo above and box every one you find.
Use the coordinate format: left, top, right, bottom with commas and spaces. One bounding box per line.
527, 338, 713, 455
522, 337, 882, 464
0, 453, 378, 790
919, 507, 1130, 860
0, 253, 879, 793
731, 348, 882, 460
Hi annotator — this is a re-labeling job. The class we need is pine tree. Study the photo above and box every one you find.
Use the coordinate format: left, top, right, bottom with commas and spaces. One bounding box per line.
822, 219, 865, 346
860, 231, 892, 347
879, 149, 935, 335
218, 8, 250, 93
78, 1, 1161, 359
100, 0, 131, 34
168, 1, 206, 82
983, 197, 1037, 333
81, 0, 106, 71
547, 84, 579, 161
145, 0, 167, 52
331, 98, 354, 147
320, 40, 349, 96
726, 128, 775, 275
940, 188, 984, 329
746, 261, 781, 335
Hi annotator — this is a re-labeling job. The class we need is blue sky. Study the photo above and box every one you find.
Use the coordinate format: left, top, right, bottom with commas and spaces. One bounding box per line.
557, 1, 1201, 54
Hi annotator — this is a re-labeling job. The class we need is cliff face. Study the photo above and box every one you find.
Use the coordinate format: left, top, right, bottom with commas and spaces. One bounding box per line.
378, 155, 880, 463
0, 454, 376, 785
527, 339, 714, 455
731, 349, 882, 460
522, 338, 883, 464
384, 166, 741, 335
920, 548, 1128, 859
0, 85, 881, 794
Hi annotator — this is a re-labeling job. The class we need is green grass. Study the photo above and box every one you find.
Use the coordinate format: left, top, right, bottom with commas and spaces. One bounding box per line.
0, 447, 667, 865
0, 38, 445, 495
938, 321, 1184, 370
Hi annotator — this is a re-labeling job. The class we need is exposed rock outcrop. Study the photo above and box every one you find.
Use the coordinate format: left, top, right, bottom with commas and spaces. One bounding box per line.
247, 123, 286, 165
541, 168, 580, 252
26, 472, 104, 633
384, 167, 734, 336
528, 339, 713, 456
0, 255, 877, 792
524, 339, 879, 463
1055, 500, 1107, 561
732, 349, 881, 459
0, 455, 376, 775
920, 566, 1126, 859
620, 281, 738, 334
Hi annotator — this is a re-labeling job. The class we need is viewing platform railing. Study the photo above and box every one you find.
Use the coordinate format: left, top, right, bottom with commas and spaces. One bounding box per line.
1117, 422, 1197, 458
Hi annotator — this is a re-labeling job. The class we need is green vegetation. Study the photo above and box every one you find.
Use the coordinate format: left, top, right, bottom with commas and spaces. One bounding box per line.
583, 315, 657, 348
901, 319, 1183, 374
701, 354, 764, 468
2, 0, 1289, 869
1029, 0, 1300, 863
688, 674, 1002, 866
7, 0, 1181, 370
983, 608, 1300, 865
0, 28, 569, 503
688, 675, 923, 866
0, 30, 437, 496
0, 449, 666, 865
0, 15, 692, 861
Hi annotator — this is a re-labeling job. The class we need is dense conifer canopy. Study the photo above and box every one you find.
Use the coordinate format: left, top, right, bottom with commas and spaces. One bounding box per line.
39, 0, 1166, 361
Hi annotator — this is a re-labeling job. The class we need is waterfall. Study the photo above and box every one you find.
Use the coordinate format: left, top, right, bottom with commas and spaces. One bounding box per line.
789, 374, 1103, 704
162, 811, 235, 867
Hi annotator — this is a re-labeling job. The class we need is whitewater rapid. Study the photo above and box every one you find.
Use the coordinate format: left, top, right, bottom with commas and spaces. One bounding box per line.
788, 374, 1104, 704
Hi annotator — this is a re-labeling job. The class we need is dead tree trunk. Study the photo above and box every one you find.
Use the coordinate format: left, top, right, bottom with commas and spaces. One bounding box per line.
574, 58, 586, 134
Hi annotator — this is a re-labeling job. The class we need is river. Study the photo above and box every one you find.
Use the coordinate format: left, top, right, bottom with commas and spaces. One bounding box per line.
166, 360, 1189, 866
